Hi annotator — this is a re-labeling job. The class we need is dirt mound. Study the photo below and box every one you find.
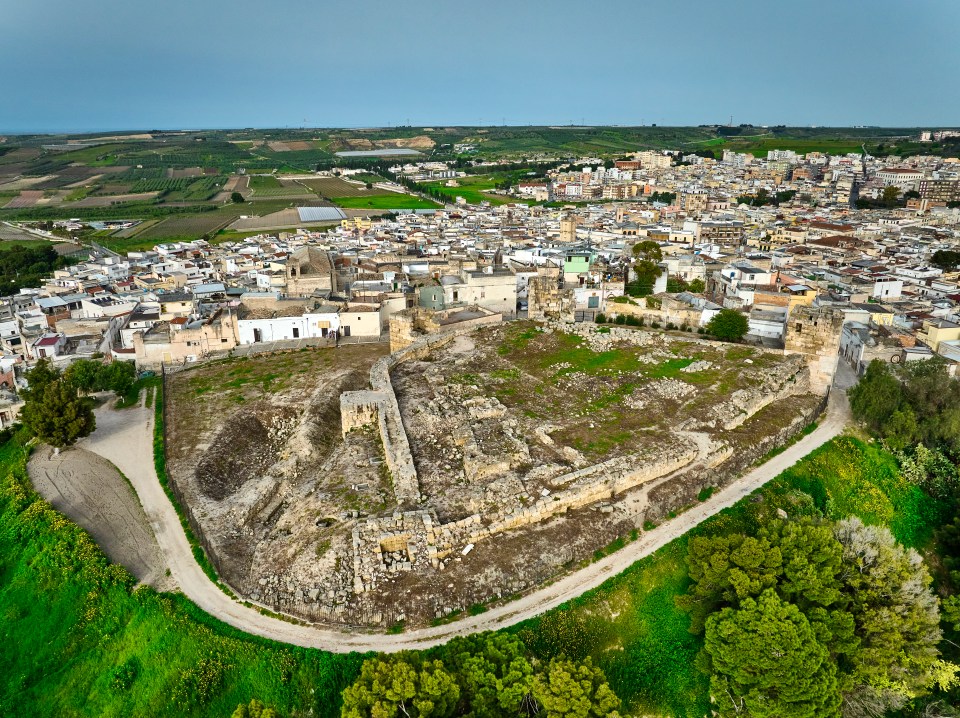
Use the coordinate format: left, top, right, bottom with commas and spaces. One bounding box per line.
28, 444, 172, 589
195, 410, 276, 500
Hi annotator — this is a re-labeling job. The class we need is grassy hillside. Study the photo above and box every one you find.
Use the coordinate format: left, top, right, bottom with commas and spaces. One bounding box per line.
0, 436, 362, 718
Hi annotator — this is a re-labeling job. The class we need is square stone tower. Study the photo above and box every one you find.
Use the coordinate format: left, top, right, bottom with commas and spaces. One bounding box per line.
784, 306, 844, 394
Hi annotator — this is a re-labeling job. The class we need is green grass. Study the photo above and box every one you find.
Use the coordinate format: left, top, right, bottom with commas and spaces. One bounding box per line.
421, 175, 531, 206
331, 194, 441, 210
0, 238, 53, 251
247, 175, 282, 190
0, 434, 362, 717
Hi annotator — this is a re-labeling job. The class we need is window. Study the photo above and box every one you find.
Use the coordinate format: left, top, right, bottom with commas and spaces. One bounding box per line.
795, 323, 803, 333
292, 328, 300, 338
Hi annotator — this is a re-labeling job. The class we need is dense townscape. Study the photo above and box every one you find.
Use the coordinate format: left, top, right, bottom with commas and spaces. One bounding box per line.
1, 135, 959, 395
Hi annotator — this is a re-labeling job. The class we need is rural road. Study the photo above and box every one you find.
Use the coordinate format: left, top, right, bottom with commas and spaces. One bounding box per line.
81, 384, 851, 654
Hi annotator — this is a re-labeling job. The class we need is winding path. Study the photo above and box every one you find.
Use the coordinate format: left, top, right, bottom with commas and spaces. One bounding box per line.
80, 385, 850, 654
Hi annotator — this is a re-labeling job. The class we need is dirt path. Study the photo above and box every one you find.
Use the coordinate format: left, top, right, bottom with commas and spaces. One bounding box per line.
79, 386, 850, 653
28, 444, 172, 589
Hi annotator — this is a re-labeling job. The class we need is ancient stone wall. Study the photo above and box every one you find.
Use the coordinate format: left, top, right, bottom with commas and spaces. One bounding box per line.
343, 322, 501, 507
644, 394, 827, 523
784, 306, 844, 393
528, 277, 575, 321
341, 318, 824, 607
339, 391, 387, 436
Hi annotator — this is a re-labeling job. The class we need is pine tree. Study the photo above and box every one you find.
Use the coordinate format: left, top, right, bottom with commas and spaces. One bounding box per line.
704, 590, 842, 718
20, 378, 96, 448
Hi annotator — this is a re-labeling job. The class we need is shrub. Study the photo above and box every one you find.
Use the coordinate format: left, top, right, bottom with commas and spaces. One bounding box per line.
705, 309, 749, 342
651, 321, 660, 329
614, 314, 627, 325
595, 313, 606, 324
666, 322, 676, 330
625, 315, 641, 327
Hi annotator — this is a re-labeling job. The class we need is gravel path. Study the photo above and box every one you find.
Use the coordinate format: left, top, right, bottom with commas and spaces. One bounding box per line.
79, 385, 850, 653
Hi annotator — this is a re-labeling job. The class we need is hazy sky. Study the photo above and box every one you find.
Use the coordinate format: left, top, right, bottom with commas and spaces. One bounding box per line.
2, 0, 958, 132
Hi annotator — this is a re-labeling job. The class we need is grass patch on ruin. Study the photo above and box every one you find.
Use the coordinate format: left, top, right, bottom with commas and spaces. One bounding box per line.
0, 433, 363, 718
509, 435, 943, 716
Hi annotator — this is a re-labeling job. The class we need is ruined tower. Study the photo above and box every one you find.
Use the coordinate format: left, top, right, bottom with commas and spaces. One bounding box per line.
783, 306, 844, 394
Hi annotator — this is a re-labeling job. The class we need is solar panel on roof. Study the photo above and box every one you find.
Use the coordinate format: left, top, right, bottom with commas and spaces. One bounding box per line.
297, 207, 347, 223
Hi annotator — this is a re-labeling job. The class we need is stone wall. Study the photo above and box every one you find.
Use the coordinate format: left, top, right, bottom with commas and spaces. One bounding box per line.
340, 391, 386, 436
644, 394, 827, 523
784, 306, 844, 393
604, 298, 704, 328
342, 321, 504, 507
528, 277, 575, 321
340, 318, 826, 609
389, 306, 503, 352
389, 308, 440, 352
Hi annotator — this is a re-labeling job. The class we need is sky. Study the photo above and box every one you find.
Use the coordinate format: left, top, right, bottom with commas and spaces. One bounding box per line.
1, 0, 958, 133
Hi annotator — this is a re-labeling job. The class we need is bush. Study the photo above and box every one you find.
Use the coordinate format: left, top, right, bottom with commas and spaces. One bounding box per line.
614, 314, 627, 325
595, 313, 606, 324
705, 309, 749, 342
666, 322, 676, 330
638, 317, 645, 327
625, 315, 641, 327
697, 327, 705, 334
651, 321, 660, 329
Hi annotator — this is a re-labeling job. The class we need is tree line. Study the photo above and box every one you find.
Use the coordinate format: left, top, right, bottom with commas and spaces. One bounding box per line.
19, 358, 137, 447
0, 245, 75, 295
236, 633, 622, 718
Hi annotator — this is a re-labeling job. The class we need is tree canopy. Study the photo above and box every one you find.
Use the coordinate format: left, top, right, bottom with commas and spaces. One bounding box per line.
932, 250, 960, 271
850, 359, 960, 455
62, 358, 136, 397
628, 240, 663, 297
232, 699, 281, 718
0, 245, 74, 295
678, 518, 948, 718
20, 360, 96, 448
704, 590, 842, 718
706, 309, 749, 342
339, 634, 620, 718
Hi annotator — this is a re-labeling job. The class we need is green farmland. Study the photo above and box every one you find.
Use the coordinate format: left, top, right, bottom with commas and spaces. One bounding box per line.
331, 194, 441, 210
421, 175, 531, 206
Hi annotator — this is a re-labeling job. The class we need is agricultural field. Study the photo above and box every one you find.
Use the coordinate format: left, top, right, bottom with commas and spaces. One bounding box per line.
299, 176, 383, 198
421, 174, 527, 206
247, 175, 313, 198
331, 194, 441, 210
